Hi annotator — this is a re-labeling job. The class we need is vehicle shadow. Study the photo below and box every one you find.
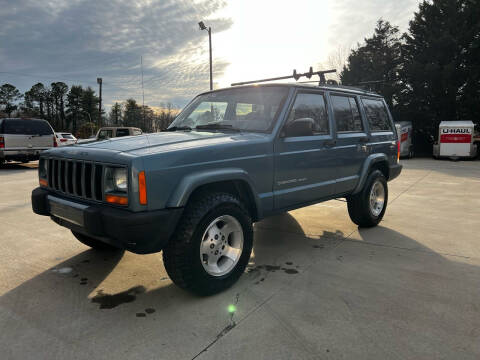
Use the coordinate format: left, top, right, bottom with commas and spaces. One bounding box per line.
0, 161, 38, 172
1, 213, 479, 358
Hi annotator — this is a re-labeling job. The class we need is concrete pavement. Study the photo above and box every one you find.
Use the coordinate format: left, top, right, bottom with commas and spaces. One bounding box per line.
0, 158, 479, 359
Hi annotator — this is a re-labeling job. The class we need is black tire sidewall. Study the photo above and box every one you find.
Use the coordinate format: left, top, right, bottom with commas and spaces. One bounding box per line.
363, 170, 388, 224
185, 200, 253, 291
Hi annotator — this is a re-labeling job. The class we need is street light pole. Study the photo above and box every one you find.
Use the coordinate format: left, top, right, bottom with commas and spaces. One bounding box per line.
199, 21, 213, 90
208, 27, 212, 91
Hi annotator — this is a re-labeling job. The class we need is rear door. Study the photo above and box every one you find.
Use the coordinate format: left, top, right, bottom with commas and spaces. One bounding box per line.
274, 90, 337, 209
2, 119, 33, 150
361, 97, 397, 163
329, 93, 369, 194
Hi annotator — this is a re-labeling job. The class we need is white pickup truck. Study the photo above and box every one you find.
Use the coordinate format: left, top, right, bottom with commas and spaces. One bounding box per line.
0, 118, 55, 165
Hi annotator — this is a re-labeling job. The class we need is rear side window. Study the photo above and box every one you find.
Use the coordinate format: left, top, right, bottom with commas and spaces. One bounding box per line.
2, 119, 53, 135
286, 93, 329, 135
362, 98, 392, 131
98, 130, 113, 139
115, 128, 130, 137
331, 95, 363, 132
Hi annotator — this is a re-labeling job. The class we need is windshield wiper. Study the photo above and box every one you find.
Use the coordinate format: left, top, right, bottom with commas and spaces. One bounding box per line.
195, 124, 240, 132
163, 126, 192, 132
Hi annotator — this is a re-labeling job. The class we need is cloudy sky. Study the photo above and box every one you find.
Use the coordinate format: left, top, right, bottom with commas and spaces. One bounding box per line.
0, 0, 420, 111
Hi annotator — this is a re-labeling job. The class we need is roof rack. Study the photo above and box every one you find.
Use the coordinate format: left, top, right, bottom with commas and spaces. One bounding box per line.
231, 67, 337, 87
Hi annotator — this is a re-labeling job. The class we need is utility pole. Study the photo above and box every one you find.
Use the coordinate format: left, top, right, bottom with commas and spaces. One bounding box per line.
141, 56, 146, 131
97, 77, 102, 128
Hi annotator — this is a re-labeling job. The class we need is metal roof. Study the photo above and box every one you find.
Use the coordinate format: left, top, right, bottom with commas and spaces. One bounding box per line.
439, 121, 474, 127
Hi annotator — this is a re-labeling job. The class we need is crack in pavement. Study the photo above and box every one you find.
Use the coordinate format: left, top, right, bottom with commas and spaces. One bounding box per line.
191, 293, 241, 360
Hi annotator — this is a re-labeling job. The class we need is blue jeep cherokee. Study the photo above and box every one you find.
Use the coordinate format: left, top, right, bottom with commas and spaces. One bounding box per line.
32, 83, 402, 295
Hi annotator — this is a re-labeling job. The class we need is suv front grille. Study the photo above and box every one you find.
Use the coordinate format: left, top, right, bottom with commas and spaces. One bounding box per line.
45, 157, 105, 201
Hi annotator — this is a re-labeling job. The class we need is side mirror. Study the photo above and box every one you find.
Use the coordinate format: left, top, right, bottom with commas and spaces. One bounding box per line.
283, 117, 315, 137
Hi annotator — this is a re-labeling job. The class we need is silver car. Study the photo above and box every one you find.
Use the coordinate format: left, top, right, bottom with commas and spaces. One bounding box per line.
0, 118, 55, 165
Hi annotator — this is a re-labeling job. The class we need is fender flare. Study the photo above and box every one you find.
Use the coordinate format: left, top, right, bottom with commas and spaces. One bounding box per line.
351, 154, 389, 194
166, 168, 261, 213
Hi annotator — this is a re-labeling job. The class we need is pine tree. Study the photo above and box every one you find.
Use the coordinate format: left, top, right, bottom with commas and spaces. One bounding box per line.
340, 20, 403, 109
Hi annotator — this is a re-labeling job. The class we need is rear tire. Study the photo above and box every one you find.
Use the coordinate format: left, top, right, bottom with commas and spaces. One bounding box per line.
163, 192, 253, 296
347, 170, 388, 227
71, 231, 118, 250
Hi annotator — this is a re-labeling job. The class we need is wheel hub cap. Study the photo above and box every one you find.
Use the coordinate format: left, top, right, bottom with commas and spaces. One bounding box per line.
369, 180, 385, 217
200, 215, 244, 277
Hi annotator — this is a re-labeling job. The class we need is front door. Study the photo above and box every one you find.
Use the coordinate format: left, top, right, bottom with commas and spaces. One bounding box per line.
273, 91, 337, 210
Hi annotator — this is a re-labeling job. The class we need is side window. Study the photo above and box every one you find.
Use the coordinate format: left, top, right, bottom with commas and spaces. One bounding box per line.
115, 128, 130, 137
331, 95, 363, 132
362, 98, 392, 131
285, 93, 329, 135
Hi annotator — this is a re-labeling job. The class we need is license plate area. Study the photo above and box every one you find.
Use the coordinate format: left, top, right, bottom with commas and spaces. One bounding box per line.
48, 196, 87, 226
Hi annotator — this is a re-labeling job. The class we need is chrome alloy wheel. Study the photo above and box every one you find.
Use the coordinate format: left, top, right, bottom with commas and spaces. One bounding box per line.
369, 180, 385, 217
200, 215, 244, 277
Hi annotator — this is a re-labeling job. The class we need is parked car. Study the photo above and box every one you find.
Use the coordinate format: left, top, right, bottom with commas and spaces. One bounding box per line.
55, 132, 77, 146
76, 127, 143, 144
0, 118, 55, 165
32, 83, 402, 295
96, 127, 142, 140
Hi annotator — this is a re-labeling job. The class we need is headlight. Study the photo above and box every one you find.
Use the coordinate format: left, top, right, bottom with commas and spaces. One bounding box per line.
104, 167, 128, 193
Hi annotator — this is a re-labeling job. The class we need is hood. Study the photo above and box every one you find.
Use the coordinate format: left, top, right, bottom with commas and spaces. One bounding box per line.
74, 131, 266, 154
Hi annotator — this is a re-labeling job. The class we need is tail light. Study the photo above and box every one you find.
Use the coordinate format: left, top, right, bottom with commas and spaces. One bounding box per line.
60, 138, 67, 142
0, 136, 4, 149
397, 140, 401, 162
53, 135, 58, 147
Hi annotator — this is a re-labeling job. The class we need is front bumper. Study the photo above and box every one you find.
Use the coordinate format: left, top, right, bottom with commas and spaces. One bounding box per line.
31, 187, 183, 254
389, 163, 402, 181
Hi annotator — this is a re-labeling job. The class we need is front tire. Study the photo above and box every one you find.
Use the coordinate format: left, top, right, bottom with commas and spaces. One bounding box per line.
347, 170, 388, 227
71, 231, 118, 250
163, 192, 253, 296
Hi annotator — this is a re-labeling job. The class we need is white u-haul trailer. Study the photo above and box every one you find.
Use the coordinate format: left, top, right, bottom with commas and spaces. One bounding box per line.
395, 121, 414, 158
433, 120, 477, 159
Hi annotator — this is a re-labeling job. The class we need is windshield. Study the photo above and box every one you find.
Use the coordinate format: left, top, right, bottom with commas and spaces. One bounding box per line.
170, 86, 288, 132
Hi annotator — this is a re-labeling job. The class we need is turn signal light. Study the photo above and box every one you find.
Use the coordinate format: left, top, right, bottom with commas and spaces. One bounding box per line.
39, 178, 48, 187
105, 194, 128, 205
138, 171, 147, 205
397, 140, 400, 162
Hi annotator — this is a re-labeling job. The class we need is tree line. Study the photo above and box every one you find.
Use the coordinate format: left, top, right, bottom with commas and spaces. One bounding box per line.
0, 82, 177, 138
340, 0, 479, 153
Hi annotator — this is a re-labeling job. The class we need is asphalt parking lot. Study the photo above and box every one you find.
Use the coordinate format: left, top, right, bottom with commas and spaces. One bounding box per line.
1, 158, 480, 359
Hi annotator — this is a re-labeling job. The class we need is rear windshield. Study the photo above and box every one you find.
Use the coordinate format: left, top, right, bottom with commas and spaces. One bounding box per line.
61, 133, 75, 139
1, 119, 53, 135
